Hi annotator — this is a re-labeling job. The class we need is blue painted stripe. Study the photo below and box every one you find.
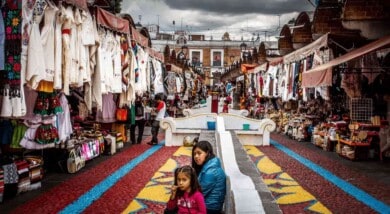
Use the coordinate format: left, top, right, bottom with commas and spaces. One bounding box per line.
60, 142, 164, 214
271, 139, 390, 213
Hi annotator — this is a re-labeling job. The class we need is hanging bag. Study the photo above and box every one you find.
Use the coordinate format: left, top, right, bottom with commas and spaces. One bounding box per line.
116, 107, 128, 121
67, 147, 85, 173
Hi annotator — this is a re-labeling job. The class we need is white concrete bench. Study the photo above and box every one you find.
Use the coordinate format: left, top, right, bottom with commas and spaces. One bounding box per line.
219, 113, 276, 146
215, 117, 265, 213
160, 113, 218, 146
182, 107, 249, 117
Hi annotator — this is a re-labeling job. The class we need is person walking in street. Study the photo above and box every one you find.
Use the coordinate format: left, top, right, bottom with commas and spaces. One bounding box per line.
192, 141, 226, 214
130, 94, 145, 144
147, 94, 166, 145
165, 165, 207, 214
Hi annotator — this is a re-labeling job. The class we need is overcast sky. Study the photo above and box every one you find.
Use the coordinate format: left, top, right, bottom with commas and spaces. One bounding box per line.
121, 0, 316, 41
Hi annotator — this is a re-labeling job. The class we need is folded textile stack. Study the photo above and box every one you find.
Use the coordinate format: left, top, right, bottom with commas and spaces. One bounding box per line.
104, 134, 116, 155
116, 132, 124, 149
25, 156, 43, 192
15, 160, 30, 194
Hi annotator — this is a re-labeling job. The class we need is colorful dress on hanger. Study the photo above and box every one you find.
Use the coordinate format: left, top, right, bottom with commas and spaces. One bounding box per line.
34, 115, 59, 144
1, 0, 26, 117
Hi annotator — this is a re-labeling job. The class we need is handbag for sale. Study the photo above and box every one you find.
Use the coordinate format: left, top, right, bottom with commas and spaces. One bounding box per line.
67, 147, 85, 173
116, 108, 128, 121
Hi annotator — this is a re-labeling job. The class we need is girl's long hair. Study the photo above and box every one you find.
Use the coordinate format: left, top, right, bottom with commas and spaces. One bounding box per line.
191, 140, 215, 175
174, 165, 202, 198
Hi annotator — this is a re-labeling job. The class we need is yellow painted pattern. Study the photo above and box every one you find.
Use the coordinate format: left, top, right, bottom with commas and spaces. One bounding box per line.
245, 145, 332, 214
122, 147, 192, 214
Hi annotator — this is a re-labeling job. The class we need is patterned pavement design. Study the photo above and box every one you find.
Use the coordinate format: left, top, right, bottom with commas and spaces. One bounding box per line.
122, 146, 192, 213
121, 143, 335, 213
4, 133, 389, 213
245, 145, 331, 214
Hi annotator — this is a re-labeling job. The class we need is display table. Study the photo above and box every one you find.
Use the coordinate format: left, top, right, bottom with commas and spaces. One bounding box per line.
337, 138, 371, 160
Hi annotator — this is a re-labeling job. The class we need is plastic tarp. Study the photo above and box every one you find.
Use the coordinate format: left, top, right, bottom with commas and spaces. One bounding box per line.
302, 35, 390, 88
96, 8, 130, 34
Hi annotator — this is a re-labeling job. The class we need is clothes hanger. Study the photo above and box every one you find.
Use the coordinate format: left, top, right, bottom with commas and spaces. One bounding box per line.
46, 0, 56, 8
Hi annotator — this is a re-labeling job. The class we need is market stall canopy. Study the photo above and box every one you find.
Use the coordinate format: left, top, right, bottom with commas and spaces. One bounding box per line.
131, 27, 149, 48
253, 62, 268, 74
97, 8, 130, 34
302, 35, 390, 88
146, 47, 164, 63
283, 33, 329, 64
168, 64, 183, 73
241, 64, 257, 74
268, 57, 283, 66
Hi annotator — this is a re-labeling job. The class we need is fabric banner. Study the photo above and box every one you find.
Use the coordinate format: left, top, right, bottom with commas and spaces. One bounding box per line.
131, 27, 149, 48
96, 8, 130, 34
302, 34, 390, 88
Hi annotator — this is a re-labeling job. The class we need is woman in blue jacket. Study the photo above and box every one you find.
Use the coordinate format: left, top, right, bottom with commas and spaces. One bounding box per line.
192, 140, 226, 214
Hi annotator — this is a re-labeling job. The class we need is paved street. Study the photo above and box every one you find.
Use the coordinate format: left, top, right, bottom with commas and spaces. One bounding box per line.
1, 129, 389, 213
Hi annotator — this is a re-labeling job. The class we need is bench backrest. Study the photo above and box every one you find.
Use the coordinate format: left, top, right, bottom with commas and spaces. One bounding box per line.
219, 113, 261, 130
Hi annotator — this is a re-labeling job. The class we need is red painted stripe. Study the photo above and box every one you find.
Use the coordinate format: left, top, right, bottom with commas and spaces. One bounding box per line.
260, 134, 390, 213
83, 146, 178, 213
11, 145, 150, 214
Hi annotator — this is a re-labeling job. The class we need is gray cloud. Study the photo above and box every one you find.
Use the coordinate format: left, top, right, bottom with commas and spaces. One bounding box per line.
122, 0, 314, 40
163, 0, 314, 15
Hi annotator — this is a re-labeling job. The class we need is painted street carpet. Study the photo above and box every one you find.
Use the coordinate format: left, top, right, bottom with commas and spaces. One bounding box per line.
7, 134, 390, 213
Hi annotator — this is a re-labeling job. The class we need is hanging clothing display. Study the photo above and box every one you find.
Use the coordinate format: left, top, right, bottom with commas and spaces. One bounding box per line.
54, 4, 63, 89
164, 72, 176, 96
26, 0, 47, 89
84, 15, 99, 111
111, 34, 123, 94
60, 5, 74, 95
152, 58, 164, 94
33, 91, 62, 116
1, 0, 26, 117
0, 8, 4, 70
57, 94, 73, 142
96, 93, 116, 122
41, 1, 58, 82
19, 116, 55, 149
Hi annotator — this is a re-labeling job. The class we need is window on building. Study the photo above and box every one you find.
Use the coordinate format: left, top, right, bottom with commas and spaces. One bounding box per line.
190, 50, 202, 66
212, 50, 223, 67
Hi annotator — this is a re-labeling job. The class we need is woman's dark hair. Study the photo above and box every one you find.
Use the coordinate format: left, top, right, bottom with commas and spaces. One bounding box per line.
191, 140, 215, 175
174, 165, 202, 198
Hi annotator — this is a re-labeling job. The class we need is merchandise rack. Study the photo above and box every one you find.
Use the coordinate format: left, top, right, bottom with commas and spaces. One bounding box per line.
349, 98, 373, 122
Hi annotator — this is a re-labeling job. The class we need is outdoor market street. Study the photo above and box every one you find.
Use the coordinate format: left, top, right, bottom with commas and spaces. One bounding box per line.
1, 129, 389, 214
